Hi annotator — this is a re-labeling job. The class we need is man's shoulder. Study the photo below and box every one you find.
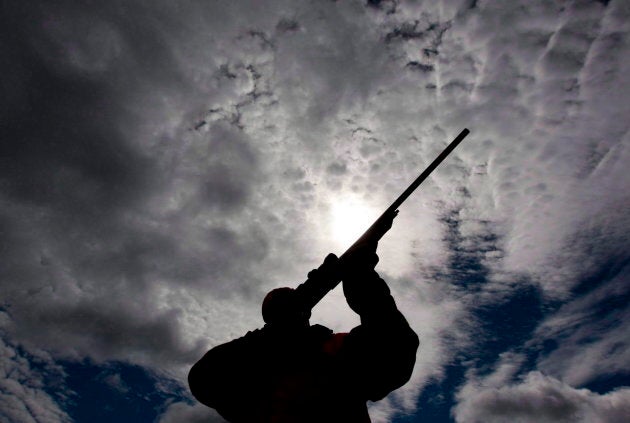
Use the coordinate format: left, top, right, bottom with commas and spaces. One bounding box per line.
307, 324, 352, 356
309, 323, 333, 338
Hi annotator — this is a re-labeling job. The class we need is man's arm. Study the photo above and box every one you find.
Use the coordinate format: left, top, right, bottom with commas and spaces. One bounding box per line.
340, 246, 420, 401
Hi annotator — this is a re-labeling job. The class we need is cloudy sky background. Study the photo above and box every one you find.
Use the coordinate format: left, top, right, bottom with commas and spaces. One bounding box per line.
1, 0, 629, 422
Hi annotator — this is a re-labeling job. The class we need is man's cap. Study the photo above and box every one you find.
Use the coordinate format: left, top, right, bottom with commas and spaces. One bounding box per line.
262, 287, 309, 324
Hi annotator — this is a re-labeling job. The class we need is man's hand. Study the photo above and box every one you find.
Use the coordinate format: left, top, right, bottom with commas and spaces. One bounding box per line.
375, 209, 399, 236
340, 242, 379, 276
295, 253, 341, 312
340, 208, 398, 274
307, 253, 340, 281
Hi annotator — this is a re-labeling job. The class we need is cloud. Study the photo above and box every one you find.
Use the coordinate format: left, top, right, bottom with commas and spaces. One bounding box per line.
0, 0, 276, 370
0, 336, 70, 423
454, 370, 630, 423
533, 264, 630, 386
101, 372, 130, 394
158, 402, 226, 423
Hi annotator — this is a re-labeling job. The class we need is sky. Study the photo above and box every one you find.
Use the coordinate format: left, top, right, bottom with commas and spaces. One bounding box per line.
1, 0, 629, 422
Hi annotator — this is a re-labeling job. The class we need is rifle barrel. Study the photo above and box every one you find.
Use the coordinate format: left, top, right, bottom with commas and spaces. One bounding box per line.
387, 128, 469, 213
342, 128, 470, 256
297, 128, 470, 310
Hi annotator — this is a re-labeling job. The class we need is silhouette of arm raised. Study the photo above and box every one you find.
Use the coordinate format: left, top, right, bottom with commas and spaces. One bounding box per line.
339, 244, 420, 401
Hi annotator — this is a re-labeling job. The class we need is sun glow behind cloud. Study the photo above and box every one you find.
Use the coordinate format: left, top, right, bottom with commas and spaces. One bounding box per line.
329, 196, 379, 252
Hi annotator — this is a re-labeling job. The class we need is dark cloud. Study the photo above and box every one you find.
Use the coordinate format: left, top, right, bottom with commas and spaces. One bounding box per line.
406, 61, 435, 72
326, 161, 348, 175
276, 18, 300, 33
13, 300, 201, 365
196, 123, 260, 212
0, 51, 154, 216
0, 0, 269, 370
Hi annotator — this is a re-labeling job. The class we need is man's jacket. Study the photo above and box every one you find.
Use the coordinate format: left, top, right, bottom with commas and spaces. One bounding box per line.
188, 269, 419, 422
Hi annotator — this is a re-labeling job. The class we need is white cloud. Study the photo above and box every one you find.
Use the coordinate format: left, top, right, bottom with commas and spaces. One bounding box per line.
0, 337, 70, 423
454, 370, 630, 423
533, 265, 630, 386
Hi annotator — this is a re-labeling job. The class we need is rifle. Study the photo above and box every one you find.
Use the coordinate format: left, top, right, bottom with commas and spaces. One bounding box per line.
296, 128, 470, 310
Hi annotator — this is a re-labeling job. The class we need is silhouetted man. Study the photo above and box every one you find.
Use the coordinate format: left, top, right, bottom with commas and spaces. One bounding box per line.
188, 241, 419, 422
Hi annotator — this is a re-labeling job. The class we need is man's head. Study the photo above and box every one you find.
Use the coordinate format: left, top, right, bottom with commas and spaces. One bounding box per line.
262, 287, 311, 328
